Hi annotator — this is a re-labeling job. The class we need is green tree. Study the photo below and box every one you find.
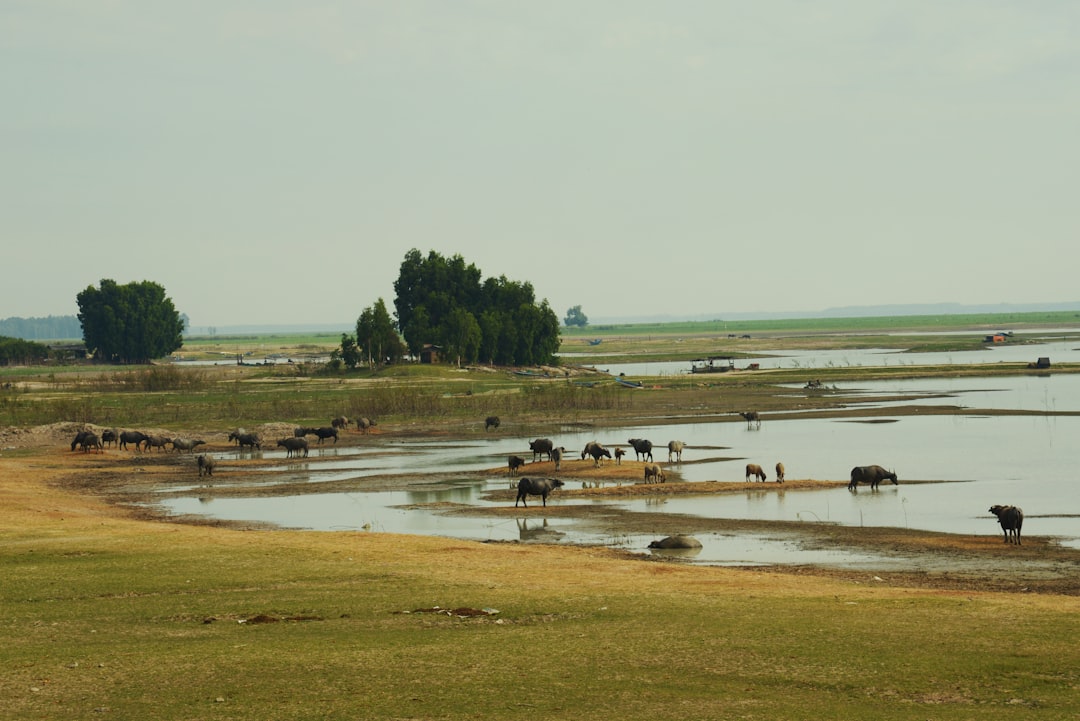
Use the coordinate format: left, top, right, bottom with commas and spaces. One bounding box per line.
391, 249, 560, 366
0, 336, 50, 365
356, 298, 406, 366
564, 305, 589, 327
76, 279, 184, 364
334, 333, 361, 370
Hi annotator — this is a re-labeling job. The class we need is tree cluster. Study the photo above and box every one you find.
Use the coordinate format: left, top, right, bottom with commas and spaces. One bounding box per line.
0, 336, 50, 366
392, 249, 560, 366
0, 315, 82, 341
76, 280, 185, 364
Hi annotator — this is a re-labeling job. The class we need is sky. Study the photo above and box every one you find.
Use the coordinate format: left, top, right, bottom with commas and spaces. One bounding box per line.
3, 2, 1079, 329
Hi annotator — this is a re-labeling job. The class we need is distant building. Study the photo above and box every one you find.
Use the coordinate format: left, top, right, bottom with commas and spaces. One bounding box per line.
420, 344, 442, 364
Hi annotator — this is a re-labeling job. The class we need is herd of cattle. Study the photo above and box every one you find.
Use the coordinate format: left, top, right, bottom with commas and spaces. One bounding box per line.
65, 413, 1024, 544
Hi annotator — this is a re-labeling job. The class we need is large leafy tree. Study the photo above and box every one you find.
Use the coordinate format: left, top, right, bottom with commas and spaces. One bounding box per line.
355, 298, 406, 366
391, 249, 560, 366
76, 279, 184, 364
564, 305, 588, 327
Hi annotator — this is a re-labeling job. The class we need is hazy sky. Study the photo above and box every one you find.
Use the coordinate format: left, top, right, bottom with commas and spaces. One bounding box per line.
4, 2, 1079, 328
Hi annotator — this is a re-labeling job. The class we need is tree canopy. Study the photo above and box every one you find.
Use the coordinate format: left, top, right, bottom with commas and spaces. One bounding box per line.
564, 305, 589, 327
76, 279, 185, 364
0, 336, 50, 366
392, 249, 560, 366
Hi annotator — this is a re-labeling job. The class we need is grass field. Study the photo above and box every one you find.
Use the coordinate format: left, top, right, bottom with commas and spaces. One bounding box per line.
3, 312, 1080, 719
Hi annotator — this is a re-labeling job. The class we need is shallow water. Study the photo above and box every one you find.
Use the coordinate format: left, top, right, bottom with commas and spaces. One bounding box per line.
154, 373, 1080, 565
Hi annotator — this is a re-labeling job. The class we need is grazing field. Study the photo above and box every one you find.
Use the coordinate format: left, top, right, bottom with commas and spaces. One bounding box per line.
2, 313, 1080, 719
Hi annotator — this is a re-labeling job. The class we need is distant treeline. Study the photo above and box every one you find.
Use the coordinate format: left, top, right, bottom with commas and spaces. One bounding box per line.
0, 315, 82, 341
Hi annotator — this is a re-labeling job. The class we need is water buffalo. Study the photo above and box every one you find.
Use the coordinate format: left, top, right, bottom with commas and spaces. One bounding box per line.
529, 438, 554, 462
515, 477, 564, 508
230, 432, 261, 451
356, 417, 377, 434
78, 432, 103, 453
294, 426, 314, 438
101, 428, 118, 448
667, 440, 686, 463
118, 430, 148, 451
171, 438, 206, 453
644, 463, 666, 484
775, 461, 785, 483
197, 454, 215, 477
276, 437, 309, 458
145, 435, 172, 452
485, 415, 500, 431
628, 438, 653, 462
740, 411, 761, 428
989, 505, 1024, 545
848, 465, 898, 490
648, 535, 702, 549
581, 441, 611, 467
70, 430, 92, 451
551, 446, 566, 471
745, 463, 767, 482
229, 428, 248, 444
331, 416, 350, 430
613, 447, 624, 465
508, 455, 525, 475
313, 426, 338, 444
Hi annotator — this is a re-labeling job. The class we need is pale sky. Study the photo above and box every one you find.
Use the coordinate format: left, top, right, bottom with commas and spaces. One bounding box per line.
3, 2, 1079, 328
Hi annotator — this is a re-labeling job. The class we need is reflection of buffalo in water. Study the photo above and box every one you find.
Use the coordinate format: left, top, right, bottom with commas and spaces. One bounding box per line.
517, 518, 564, 542
515, 477, 564, 507
989, 504, 1024, 545
848, 465, 898, 490
745, 463, 767, 482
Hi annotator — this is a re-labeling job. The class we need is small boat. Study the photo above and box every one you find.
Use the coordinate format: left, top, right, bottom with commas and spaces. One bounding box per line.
615, 377, 643, 388
588, 338, 603, 346
690, 357, 735, 374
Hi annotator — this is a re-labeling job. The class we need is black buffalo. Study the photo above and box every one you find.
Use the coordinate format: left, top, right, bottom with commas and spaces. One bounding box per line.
229, 431, 261, 451
197, 454, 215, 477
78, 432, 103, 453
529, 438, 554, 462
515, 477, 564, 508
740, 411, 761, 428
101, 429, 118, 448
313, 426, 339, 445
848, 465, 898, 490
989, 505, 1024, 545
628, 438, 653, 462
355, 417, 377, 434
118, 430, 148, 451
276, 437, 309, 458
485, 415, 500, 431
581, 441, 610, 467
171, 438, 206, 453
70, 430, 92, 451
507, 455, 525, 475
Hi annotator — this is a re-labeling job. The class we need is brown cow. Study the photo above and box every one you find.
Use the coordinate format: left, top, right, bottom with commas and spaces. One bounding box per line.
745, 463, 767, 482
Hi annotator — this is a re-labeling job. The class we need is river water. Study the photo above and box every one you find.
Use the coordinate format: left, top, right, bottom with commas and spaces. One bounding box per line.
154, 347, 1080, 567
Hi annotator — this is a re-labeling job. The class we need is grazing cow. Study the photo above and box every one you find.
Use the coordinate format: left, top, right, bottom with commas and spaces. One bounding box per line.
775, 461, 785, 483
78, 433, 103, 453
171, 438, 206, 453
613, 447, 625, 465
745, 463, 767, 482
628, 438, 653, 462
551, 446, 566, 471
740, 411, 761, 428
313, 426, 339, 444
101, 429, 118, 448
332, 416, 350, 430
529, 438, 554, 462
508, 455, 525, 475
485, 415, 500, 431
356, 417, 377, 434
294, 426, 313, 438
848, 465, 898, 490
276, 437, 309, 458
145, 435, 172, 452
582, 441, 611, 467
515, 477, 564, 508
229, 428, 248, 444
70, 430, 92, 451
230, 432, 261, 451
644, 463, 666, 484
989, 505, 1024, 545
197, 454, 215, 477
118, 430, 149, 451
667, 440, 686, 463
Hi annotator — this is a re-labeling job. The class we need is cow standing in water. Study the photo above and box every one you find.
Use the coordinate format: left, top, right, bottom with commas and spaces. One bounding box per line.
848, 465, 898, 490
515, 478, 564, 508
